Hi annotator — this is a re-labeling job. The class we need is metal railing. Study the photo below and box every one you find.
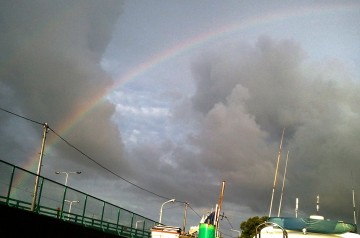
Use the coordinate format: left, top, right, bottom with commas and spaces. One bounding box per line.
0, 159, 157, 238
255, 222, 288, 238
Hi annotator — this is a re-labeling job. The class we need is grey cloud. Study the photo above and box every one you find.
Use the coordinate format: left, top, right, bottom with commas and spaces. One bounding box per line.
1, 0, 360, 230
0, 0, 127, 176
181, 35, 360, 221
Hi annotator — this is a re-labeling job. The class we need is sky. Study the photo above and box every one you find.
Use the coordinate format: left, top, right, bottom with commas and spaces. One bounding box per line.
1, 0, 360, 236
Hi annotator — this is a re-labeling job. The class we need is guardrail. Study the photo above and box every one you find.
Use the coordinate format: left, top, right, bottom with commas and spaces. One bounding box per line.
0, 160, 157, 238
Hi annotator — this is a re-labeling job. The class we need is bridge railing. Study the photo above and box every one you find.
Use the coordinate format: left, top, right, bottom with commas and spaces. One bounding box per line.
0, 159, 157, 238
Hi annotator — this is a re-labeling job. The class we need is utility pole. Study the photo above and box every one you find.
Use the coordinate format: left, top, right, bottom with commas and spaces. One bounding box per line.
215, 181, 226, 237
183, 201, 189, 234
31, 123, 49, 212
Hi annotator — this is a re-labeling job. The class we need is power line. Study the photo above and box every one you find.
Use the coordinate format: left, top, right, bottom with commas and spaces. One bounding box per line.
48, 127, 171, 200
0, 106, 218, 223
0, 107, 170, 200
188, 204, 202, 219
223, 214, 234, 229
0, 107, 43, 126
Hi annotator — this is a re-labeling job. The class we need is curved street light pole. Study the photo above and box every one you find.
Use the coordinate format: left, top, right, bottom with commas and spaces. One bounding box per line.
55, 171, 81, 186
64, 199, 79, 220
135, 220, 144, 229
159, 198, 175, 224
231, 229, 241, 238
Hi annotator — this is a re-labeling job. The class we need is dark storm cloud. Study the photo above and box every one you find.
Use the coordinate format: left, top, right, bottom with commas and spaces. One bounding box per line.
0, 1, 128, 176
1, 0, 360, 230
174, 35, 360, 221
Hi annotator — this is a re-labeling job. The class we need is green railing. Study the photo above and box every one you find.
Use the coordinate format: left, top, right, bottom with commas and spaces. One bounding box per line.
0, 159, 158, 238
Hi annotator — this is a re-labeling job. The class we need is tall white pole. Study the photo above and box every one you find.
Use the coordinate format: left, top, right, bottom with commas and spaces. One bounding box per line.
31, 123, 49, 212
353, 189, 356, 224
316, 195, 320, 214
269, 128, 285, 217
352, 171, 357, 225
278, 150, 290, 217
295, 198, 299, 218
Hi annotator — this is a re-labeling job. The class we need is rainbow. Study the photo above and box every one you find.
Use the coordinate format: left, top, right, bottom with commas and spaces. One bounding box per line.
20, 2, 359, 174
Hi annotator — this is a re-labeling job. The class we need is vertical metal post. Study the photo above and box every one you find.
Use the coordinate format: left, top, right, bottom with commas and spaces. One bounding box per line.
116, 207, 121, 230
130, 213, 135, 237
31, 123, 48, 212
60, 187, 68, 219
81, 195, 88, 224
100, 201, 106, 225
6, 167, 15, 204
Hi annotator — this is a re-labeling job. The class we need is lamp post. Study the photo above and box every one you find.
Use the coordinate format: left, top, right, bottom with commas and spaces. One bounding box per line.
135, 220, 144, 229
231, 229, 241, 238
64, 199, 79, 220
159, 198, 175, 224
55, 171, 81, 186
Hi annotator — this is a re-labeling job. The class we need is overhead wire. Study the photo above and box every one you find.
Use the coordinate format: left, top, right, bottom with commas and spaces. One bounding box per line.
0, 107, 43, 126
0, 106, 242, 227
48, 127, 170, 200
188, 204, 202, 219
0, 107, 171, 200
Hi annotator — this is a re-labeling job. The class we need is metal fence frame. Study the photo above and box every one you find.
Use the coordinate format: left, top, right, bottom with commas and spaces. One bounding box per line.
0, 159, 157, 238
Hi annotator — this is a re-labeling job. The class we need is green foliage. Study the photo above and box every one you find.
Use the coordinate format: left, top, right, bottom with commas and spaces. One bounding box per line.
239, 216, 268, 238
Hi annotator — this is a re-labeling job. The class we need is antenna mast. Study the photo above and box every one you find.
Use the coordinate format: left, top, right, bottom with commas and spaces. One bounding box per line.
352, 171, 357, 225
278, 150, 290, 217
316, 195, 320, 214
269, 128, 285, 217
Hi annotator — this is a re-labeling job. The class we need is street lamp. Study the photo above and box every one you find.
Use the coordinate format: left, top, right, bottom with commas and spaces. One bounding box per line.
159, 198, 175, 224
55, 171, 81, 186
135, 220, 144, 229
64, 199, 79, 220
231, 229, 241, 238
